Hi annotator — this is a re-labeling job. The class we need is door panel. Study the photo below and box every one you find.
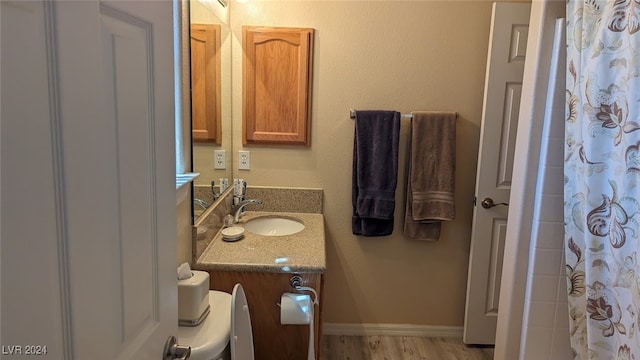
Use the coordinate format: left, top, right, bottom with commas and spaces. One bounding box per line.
100, 4, 158, 341
463, 2, 530, 345
486, 219, 508, 315
497, 83, 522, 188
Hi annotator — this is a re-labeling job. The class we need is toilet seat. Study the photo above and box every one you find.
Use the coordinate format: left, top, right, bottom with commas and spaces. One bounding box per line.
178, 290, 231, 360
231, 284, 255, 360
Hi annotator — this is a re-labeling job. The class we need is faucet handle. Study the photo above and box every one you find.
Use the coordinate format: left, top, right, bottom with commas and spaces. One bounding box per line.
211, 180, 219, 201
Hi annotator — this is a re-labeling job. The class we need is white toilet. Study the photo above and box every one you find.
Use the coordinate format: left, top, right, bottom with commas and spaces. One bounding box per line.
177, 271, 254, 360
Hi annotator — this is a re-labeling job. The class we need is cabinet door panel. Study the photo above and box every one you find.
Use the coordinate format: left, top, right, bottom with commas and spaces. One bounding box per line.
191, 23, 221, 143
243, 26, 314, 146
208, 270, 323, 360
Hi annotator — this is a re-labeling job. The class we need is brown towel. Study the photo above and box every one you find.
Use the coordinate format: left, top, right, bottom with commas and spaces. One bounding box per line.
404, 111, 456, 241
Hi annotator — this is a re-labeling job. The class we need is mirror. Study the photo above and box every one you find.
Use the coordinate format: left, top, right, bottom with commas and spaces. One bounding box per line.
189, 0, 233, 219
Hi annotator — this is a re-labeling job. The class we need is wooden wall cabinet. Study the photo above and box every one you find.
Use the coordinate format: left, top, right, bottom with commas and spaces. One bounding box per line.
191, 24, 221, 143
242, 26, 314, 146
208, 270, 324, 360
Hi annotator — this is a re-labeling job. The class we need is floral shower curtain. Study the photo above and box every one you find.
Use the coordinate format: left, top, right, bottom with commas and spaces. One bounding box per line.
565, 0, 640, 358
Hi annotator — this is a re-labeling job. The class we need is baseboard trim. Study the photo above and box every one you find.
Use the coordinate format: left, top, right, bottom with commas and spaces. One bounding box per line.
322, 323, 463, 338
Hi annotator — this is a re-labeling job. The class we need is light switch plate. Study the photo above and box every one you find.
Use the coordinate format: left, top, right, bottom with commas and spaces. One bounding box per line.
214, 150, 226, 169
238, 150, 250, 170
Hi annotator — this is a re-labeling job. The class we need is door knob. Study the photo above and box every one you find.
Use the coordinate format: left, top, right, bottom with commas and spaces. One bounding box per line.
480, 197, 509, 209
163, 336, 191, 360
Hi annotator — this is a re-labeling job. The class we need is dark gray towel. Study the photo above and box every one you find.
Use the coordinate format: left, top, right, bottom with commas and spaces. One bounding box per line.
352, 110, 401, 236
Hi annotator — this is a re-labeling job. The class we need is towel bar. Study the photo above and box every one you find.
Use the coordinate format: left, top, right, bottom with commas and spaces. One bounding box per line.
349, 109, 457, 120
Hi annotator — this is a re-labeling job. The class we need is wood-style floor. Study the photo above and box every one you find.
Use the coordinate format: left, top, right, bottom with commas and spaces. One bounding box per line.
321, 336, 494, 360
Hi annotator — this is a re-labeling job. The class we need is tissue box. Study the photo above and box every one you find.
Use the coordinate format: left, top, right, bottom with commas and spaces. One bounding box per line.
178, 270, 210, 325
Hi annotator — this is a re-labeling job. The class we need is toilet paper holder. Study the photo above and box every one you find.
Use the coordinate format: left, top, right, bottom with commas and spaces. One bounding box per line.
285, 275, 318, 305
290, 275, 303, 288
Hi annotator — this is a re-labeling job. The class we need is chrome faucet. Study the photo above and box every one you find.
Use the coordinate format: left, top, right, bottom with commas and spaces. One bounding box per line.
232, 199, 262, 223
193, 198, 210, 210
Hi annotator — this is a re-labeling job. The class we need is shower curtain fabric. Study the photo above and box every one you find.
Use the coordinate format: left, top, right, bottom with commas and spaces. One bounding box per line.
565, 1, 640, 358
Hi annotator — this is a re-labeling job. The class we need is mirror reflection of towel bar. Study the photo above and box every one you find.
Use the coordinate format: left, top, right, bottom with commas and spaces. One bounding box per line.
349, 109, 457, 120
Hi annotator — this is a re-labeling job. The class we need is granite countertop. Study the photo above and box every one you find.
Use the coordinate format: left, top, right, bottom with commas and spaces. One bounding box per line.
194, 211, 326, 273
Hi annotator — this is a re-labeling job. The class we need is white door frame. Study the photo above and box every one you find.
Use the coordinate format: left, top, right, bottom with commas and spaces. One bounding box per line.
494, 1, 566, 359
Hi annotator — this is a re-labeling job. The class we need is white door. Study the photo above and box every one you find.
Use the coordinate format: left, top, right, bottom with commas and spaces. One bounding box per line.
463, 2, 530, 345
1, 1, 178, 359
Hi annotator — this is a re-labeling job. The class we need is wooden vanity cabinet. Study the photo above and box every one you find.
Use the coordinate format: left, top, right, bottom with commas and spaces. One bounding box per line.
242, 26, 314, 146
208, 270, 324, 360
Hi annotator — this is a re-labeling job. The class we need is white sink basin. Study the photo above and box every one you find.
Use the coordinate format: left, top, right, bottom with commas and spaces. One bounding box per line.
243, 216, 305, 236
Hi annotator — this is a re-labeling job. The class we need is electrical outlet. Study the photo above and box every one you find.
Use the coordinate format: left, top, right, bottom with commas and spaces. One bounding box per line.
214, 150, 226, 169
238, 150, 250, 170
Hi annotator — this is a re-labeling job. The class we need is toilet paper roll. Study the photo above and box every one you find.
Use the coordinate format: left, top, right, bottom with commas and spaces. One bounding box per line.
280, 293, 311, 324
280, 293, 315, 360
